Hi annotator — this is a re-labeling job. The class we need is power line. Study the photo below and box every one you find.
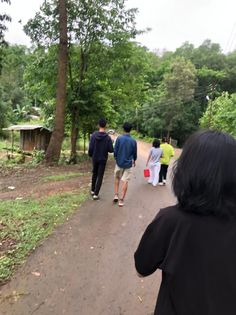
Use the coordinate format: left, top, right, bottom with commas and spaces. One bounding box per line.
224, 21, 236, 53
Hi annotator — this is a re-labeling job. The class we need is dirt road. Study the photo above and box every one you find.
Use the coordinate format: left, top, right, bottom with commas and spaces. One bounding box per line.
0, 141, 177, 315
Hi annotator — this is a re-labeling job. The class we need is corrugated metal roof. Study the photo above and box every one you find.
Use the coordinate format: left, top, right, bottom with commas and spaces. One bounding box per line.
3, 125, 51, 132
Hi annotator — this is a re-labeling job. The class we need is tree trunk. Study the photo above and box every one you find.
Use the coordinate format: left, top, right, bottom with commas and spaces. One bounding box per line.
69, 48, 87, 163
45, 0, 68, 165
70, 106, 79, 163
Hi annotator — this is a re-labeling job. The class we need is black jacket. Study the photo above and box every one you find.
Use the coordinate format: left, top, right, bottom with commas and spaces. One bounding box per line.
135, 205, 236, 315
88, 131, 113, 162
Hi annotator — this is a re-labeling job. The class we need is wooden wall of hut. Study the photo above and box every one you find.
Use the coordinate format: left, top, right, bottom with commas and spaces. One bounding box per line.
20, 129, 51, 152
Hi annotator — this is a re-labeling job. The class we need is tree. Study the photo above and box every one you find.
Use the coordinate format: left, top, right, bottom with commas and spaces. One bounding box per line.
0, 45, 29, 108
0, 0, 11, 73
45, 0, 68, 164
23, 46, 58, 125
25, 0, 138, 162
140, 56, 198, 143
200, 92, 236, 137
222, 51, 236, 94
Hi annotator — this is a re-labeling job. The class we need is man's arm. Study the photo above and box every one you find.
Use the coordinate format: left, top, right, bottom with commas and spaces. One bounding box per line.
88, 134, 95, 157
108, 136, 114, 153
114, 137, 120, 159
133, 141, 137, 166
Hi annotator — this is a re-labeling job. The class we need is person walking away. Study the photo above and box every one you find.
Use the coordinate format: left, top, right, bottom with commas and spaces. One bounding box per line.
134, 130, 236, 315
146, 139, 163, 187
159, 137, 174, 185
88, 118, 114, 200
113, 122, 137, 207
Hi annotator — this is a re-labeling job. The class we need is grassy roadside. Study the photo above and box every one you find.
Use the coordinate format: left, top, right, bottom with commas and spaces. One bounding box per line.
0, 191, 88, 284
42, 172, 85, 182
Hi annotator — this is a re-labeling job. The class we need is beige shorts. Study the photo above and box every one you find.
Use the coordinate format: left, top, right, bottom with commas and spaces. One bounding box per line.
114, 165, 132, 182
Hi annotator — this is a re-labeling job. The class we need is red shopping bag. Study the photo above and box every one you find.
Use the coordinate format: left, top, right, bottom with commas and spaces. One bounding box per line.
144, 169, 150, 178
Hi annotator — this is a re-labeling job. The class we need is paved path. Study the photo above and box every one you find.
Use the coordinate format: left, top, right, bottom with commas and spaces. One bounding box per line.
0, 141, 176, 315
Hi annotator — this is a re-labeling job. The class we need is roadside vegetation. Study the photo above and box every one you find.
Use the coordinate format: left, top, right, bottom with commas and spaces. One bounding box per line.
42, 172, 84, 182
0, 191, 88, 284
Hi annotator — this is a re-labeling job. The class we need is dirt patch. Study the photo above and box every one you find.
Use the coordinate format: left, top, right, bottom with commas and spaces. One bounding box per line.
0, 161, 94, 200
0, 237, 17, 256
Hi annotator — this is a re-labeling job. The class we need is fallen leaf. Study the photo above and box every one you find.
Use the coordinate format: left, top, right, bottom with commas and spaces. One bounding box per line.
31, 271, 41, 277
8, 186, 15, 190
138, 295, 143, 302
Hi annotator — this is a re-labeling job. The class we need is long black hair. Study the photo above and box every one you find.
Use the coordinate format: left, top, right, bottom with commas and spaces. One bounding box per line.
172, 130, 236, 217
152, 139, 160, 148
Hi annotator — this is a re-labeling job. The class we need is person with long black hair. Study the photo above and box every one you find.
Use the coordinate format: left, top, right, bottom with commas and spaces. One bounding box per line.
134, 130, 236, 315
146, 139, 163, 187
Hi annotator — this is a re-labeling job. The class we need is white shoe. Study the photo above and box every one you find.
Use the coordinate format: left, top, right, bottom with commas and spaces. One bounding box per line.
93, 195, 99, 200
113, 195, 119, 203
159, 182, 164, 186
118, 199, 124, 207
91, 191, 95, 196
163, 180, 166, 185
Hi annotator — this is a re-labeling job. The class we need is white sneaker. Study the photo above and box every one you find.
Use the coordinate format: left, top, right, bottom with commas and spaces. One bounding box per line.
118, 199, 124, 207
93, 195, 99, 200
91, 191, 95, 196
159, 182, 164, 186
113, 195, 119, 203
163, 180, 166, 185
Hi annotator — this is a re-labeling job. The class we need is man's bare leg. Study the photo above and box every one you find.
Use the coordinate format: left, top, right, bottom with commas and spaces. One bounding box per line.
118, 180, 128, 207
121, 180, 128, 200
114, 177, 120, 202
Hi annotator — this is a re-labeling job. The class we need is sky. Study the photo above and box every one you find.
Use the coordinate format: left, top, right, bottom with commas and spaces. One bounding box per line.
2, 0, 236, 53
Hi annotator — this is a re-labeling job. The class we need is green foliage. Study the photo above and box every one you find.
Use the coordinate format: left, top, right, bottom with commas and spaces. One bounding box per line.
23, 46, 58, 125
0, 191, 88, 283
200, 92, 236, 137
43, 172, 84, 182
140, 56, 198, 144
222, 51, 236, 94
0, 0, 11, 73
24, 0, 141, 161
1, 31, 235, 152
24, 0, 138, 47
0, 84, 11, 134
29, 150, 45, 165
0, 45, 31, 128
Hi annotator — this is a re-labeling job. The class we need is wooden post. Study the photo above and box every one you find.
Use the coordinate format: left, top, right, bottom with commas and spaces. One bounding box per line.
11, 130, 14, 156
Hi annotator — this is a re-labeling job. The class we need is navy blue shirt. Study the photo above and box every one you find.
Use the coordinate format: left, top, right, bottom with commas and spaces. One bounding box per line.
88, 132, 113, 162
114, 134, 137, 168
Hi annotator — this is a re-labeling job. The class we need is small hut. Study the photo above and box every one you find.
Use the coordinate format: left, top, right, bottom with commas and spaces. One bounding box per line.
3, 125, 52, 152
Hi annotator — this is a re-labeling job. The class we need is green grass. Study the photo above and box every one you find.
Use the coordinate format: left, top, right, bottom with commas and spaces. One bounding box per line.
130, 130, 153, 143
61, 137, 89, 152
42, 172, 85, 182
0, 139, 13, 150
0, 191, 88, 284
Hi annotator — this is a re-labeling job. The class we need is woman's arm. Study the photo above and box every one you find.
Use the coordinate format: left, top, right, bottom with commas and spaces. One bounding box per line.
146, 150, 152, 167
134, 209, 172, 277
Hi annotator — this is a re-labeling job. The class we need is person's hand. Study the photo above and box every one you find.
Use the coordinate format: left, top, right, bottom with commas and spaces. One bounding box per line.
136, 271, 144, 278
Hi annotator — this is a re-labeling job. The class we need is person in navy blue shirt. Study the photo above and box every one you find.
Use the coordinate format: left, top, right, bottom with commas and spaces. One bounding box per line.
88, 118, 113, 200
113, 122, 137, 207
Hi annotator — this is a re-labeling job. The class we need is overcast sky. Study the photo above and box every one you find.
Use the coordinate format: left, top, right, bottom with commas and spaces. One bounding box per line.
2, 0, 236, 53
